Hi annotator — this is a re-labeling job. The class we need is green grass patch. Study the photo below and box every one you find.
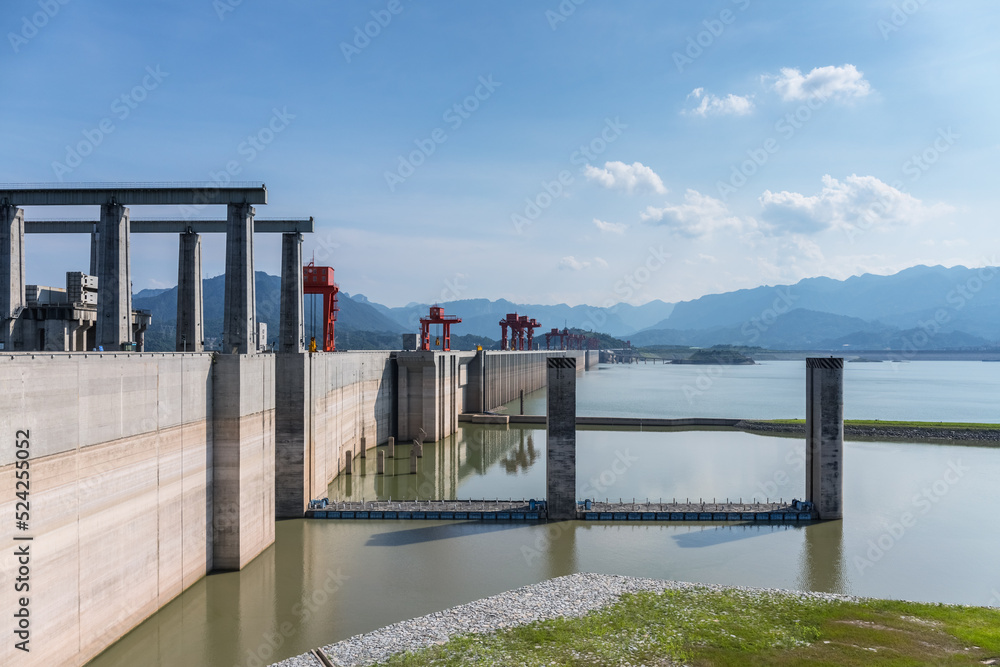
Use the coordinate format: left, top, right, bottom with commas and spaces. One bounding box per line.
370, 587, 1000, 666
766, 419, 1000, 430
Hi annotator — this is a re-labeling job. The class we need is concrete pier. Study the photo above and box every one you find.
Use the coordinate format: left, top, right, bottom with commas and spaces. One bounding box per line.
176, 231, 204, 352
279, 232, 304, 353
0, 205, 24, 350
546, 356, 577, 521
377, 450, 385, 474
96, 203, 132, 350
805, 357, 844, 520
223, 203, 257, 353
387, 436, 395, 458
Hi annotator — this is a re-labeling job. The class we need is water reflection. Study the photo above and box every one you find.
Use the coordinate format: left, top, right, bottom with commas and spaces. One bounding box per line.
799, 519, 846, 593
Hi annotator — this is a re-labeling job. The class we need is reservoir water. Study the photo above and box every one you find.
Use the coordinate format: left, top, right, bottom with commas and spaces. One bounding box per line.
87, 361, 1000, 667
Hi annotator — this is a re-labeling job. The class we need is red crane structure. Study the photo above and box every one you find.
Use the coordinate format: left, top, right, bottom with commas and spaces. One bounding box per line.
500, 313, 541, 350
303, 262, 339, 352
544, 327, 567, 350
420, 306, 462, 351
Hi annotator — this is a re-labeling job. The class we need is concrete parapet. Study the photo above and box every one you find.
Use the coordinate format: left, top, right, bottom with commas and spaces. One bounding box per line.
805, 357, 844, 520
546, 356, 577, 521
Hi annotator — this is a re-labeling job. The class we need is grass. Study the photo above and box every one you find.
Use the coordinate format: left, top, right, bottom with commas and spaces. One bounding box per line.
371, 587, 1000, 666
766, 419, 1000, 430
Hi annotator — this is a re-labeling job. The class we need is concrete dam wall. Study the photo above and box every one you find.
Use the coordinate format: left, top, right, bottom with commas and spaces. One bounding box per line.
0, 348, 592, 666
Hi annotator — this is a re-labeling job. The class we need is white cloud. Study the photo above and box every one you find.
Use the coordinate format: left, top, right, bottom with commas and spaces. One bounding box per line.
593, 218, 628, 234
641, 189, 755, 238
584, 161, 667, 194
594, 256, 609, 268
759, 174, 954, 234
768, 64, 872, 102
685, 87, 755, 117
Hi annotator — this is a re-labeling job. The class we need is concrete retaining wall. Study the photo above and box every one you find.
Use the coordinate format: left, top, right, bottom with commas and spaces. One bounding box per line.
481, 350, 584, 410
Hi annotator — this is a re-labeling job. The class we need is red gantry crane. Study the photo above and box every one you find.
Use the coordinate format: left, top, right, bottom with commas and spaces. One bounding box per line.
303, 262, 339, 352
500, 313, 541, 350
420, 306, 462, 351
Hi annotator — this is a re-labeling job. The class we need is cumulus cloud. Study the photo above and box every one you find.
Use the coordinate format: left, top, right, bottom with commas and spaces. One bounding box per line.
759, 174, 953, 234
593, 218, 627, 234
768, 64, 872, 102
641, 189, 755, 238
560, 256, 607, 271
685, 87, 755, 116
584, 161, 667, 194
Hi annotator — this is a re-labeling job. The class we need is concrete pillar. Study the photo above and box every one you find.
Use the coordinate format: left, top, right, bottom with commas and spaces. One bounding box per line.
387, 436, 395, 459
176, 231, 204, 352
0, 205, 24, 351
279, 232, 304, 353
377, 450, 385, 475
96, 203, 132, 350
344, 450, 352, 475
359, 436, 367, 458
223, 203, 256, 354
546, 356, 577, 521
806, 357, 844, 520
89, 229, 100, 277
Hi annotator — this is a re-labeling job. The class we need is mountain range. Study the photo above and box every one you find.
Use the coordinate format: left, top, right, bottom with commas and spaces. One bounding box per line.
133, 264, 999, 351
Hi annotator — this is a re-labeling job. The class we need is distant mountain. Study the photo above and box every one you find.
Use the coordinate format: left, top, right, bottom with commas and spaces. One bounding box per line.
380, 298, 675, 338
135, 272, 404, 351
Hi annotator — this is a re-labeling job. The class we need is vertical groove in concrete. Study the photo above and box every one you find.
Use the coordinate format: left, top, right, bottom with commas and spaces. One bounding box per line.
176, 231, 204, 352
0, 205, 24, 350
223, 203, 256, 354
546, 356, 577, 521
279, 232, 304, 353
96, 203, 132, 350
805, 357, 844, 520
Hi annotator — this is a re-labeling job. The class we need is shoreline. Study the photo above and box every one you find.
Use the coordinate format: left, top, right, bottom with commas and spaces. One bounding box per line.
737, 419, 1000, 443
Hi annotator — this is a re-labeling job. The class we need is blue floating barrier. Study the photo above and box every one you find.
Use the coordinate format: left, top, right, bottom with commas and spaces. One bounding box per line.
511, 513, 525, 521
684, 512, 698, 521
454, 512, 468, 520
326, 511, 341, 519
798, 512, 813, 521
627, 512, 641, 520
425, 512, 440, 520
384, 512, 397, 519
656, 512, 671, 520
642, 512, 656, 520
742, 512, 755, 521
368, 512, 383, 520
355, 511, 369, 519
698, 513, 712, 521
769, 513, 782, 521
525, 512, 540, 520
341, 511, 355, 519
585, 513, 599, 521
613, 512, 627, 520
482, 513, 496, 521
411, 512, 426, 519
497, 512, 511, 520
599, 512, 614, 520
713, 513, 727, 521
727, 512, 742, 521
670, 512, 684, 521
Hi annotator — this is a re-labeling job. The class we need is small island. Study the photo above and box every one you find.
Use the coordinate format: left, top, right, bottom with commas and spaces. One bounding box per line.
671, 347, 756, 365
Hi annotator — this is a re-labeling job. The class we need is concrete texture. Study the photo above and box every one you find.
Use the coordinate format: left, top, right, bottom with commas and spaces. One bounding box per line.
0, 205, 24, 350
211, 354, 275, 570
0, 353, 215, 667
397, 351, 473, 443
481, 350, 583, 411
546, 356, 577, 521
223, 203, 256, 354
805, 357, 844, 520
96, 204, 132, 350
279, 232, 304, 353
176, 231, 204, 352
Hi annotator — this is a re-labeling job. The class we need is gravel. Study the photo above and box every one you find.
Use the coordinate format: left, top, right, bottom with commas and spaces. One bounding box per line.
269, 573, 858, 667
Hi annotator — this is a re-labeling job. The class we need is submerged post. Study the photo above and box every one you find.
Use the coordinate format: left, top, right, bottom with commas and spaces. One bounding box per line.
546, 356, 577, 521
377, 450, 385, 475
387, 436, 395, 459
805, 357, 844, 520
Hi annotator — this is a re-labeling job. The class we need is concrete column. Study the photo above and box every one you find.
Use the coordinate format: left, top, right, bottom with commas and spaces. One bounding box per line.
387, 436, 395, 459
176, 231, 204, 352
89, 229, 100, 276
546, 356, 577, 521
0, 205, 24, 351
279, 232, 304, 353
96, 203, 132, 350
806, 357, 844, 520
223, 203, 256, 354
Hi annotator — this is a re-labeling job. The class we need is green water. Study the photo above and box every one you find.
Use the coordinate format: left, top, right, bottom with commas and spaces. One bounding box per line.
87, 361, 1000, 667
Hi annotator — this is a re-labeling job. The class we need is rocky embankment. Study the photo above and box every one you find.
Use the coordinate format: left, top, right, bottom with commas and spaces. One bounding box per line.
736, 420, 1000, 443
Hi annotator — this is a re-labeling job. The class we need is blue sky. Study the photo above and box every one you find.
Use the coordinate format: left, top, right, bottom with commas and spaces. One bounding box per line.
2, 0, 998, 307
